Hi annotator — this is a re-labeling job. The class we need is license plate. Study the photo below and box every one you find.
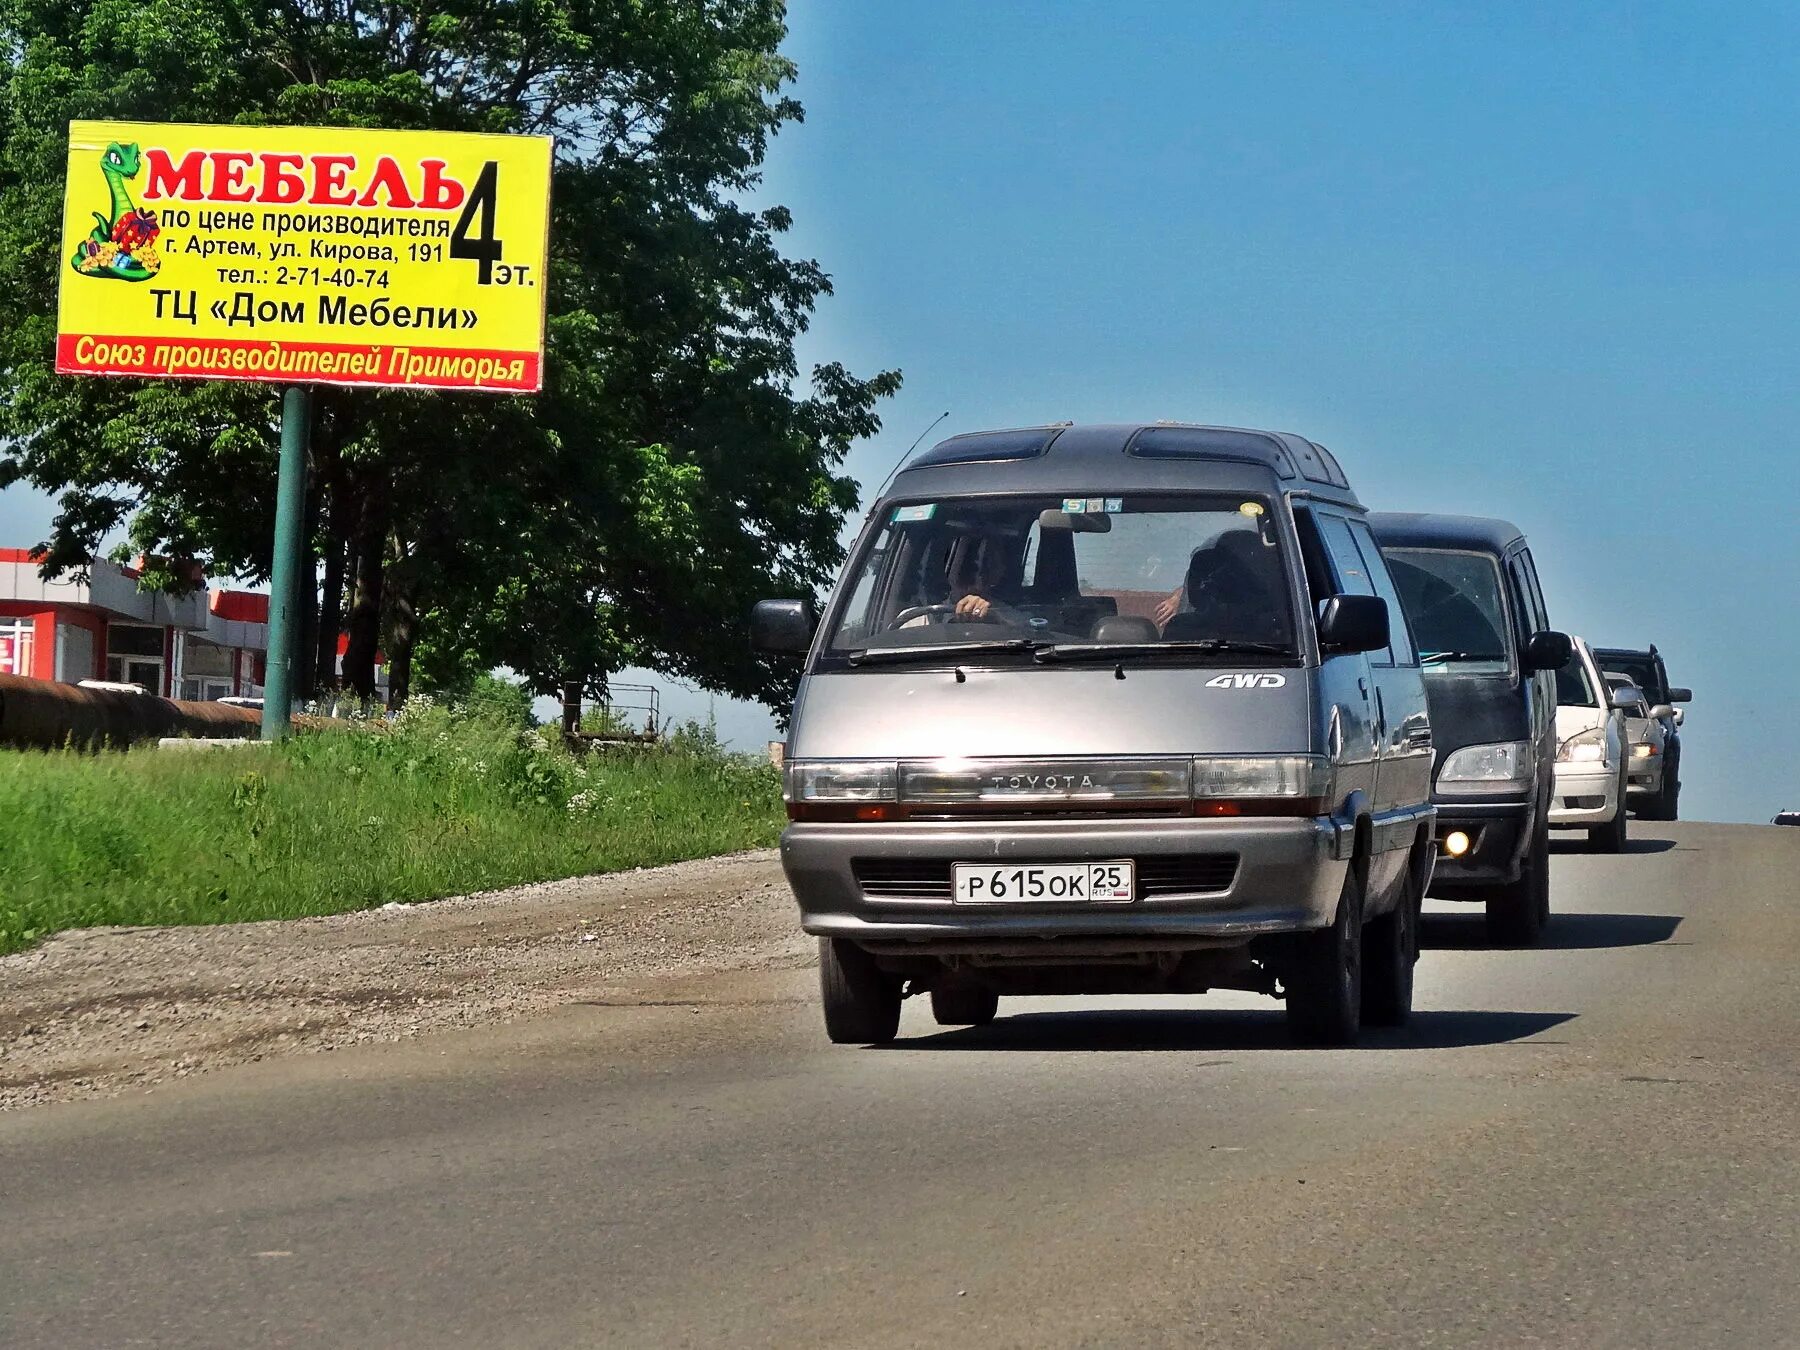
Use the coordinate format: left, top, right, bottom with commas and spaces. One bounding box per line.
952, 861, 1134, 904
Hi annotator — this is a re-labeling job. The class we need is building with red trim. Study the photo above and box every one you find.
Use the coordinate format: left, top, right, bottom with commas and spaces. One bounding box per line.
1, 549, 386, 700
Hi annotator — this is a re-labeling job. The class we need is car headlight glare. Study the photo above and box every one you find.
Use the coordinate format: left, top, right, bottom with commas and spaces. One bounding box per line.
1438, 740, 1534, 794
1631, 742, 1656, 759
1556, 727, 1607, 764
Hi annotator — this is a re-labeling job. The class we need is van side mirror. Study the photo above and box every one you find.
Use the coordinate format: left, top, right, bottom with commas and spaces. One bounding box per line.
1648, 704, 1676, 721
1316, 594, 1388, 654
1666, 686, 1692, 703
1523, 630, 1572, 672
750, 598, 817, 655
1609, 690, 1639, 711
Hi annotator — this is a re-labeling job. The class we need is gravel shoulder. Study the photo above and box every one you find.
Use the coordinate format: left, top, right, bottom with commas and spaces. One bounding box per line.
0, 850, 806, 1110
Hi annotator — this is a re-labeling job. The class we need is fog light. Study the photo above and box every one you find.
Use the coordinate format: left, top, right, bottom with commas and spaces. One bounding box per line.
1444, 830, 1471, 858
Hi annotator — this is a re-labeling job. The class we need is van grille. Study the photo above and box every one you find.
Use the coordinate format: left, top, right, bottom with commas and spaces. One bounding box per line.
851, 855, 1239, 901
1133, 855, 1241, 895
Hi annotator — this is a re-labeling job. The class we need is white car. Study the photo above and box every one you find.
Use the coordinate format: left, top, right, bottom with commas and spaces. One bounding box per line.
1603, 673, 1674, 816
1550, 637, 1630, 851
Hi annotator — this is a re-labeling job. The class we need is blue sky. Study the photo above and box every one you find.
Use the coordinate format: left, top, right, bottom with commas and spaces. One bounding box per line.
4, 2, 1794, 821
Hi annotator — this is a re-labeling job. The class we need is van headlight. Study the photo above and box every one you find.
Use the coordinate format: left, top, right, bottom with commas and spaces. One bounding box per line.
783, 760, 897, 803
1631, 742, 1657, 759
1555, 727, 1607, 764
1190, 755, 1331, 800
1438, 741, 1533, 794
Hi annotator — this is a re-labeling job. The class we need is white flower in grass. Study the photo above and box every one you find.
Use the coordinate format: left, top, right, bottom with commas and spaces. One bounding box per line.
566, 788, 606, 815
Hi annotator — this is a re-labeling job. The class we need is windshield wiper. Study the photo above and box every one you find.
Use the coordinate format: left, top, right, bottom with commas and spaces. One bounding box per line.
848, 638, 1044, 666
1420, 650, 1504, 664
1036, 639, 1295, 663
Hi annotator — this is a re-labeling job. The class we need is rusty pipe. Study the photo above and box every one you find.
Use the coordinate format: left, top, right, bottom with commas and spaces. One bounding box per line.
0, 674, 263, 749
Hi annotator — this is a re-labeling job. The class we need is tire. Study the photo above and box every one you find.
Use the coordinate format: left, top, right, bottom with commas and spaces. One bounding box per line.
818, 937, 901, 1045
1362, 861, 1419, 1028
1586, 769, 1629, 853
1646, 761, 1680, 821
1487, 811, 1549, 946
1286, 864, 1364, 1046
930, 986, 999, 1027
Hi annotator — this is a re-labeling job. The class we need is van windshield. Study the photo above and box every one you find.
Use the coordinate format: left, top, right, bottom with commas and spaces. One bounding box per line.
1382, 548, 1514, 675
823, 493, 1297, 663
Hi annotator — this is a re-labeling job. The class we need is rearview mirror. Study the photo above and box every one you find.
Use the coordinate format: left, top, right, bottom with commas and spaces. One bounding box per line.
1609, 691, 1639, 711
1666, 686, 1692, 703
1036, 508, 1112, 533
1317, 594, 1388, 654
1523, 630, 1572, 673
750, 598, 817, 655
1648, 703, 1676, 721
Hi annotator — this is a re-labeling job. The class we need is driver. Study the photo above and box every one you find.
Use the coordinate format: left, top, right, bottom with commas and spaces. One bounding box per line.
900, 535, 1019, 626
947, 535, 1020, 621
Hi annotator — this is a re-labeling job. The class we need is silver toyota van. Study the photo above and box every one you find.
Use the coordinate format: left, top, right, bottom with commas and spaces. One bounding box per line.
752, 423, 1436, 1047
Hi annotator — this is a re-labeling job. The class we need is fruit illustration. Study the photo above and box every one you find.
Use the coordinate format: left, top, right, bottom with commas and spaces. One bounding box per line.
70, 142, 161, 282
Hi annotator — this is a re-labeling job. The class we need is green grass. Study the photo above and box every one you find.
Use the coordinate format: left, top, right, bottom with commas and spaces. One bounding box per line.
0, 700, 784, 955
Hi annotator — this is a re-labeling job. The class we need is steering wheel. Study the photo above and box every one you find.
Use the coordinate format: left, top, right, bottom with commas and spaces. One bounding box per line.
888, 603, 958, 629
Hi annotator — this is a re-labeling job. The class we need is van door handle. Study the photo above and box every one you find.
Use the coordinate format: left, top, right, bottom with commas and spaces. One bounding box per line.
1357, 676, 1368, 699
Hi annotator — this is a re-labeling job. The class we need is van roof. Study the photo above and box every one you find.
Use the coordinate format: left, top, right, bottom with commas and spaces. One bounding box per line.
1366, 511, 1526, 555
889, 422, 1361, 506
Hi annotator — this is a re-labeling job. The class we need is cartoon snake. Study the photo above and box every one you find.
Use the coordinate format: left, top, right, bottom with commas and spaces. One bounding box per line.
70, 141, 161, 282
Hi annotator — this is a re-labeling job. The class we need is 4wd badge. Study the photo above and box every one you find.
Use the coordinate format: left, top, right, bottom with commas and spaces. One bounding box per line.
1205, 672, 1288, 689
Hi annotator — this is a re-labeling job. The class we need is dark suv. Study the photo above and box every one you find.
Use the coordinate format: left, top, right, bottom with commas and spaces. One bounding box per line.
1591, 645, 1691, 820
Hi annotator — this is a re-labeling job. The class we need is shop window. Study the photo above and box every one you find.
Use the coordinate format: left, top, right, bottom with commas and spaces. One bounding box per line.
106, 622, 165, 692
0, 619, 33, 676
56, 622, 95, 682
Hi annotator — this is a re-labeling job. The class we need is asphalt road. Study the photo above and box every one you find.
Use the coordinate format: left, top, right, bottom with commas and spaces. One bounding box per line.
4, 821, 1797, 1349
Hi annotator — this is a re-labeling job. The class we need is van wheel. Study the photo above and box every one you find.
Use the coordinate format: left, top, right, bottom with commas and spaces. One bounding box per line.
1587, 771, 1629, 853
1487, 814, 1549, 946
930, 986, 999, 1027
1286, 865, 1364, 1046
1362, 867, 1419, 1028
819, 938, 901, 1044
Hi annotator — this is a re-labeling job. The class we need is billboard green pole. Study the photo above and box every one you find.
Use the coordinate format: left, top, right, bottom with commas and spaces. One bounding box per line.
260, 385, 310, 740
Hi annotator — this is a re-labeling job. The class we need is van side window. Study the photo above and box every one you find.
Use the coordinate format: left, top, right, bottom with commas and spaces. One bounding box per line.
1289, 508, 1338, 611
1348, 520, 1417, 666
1518, 547, 1549, 630
1314, 512, 1395, 665
1315, 512, 1375, 597
1505, 556, 1538, 643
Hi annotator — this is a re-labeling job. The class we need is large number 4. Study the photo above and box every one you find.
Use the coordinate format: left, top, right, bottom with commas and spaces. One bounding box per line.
450, 161, 503, 284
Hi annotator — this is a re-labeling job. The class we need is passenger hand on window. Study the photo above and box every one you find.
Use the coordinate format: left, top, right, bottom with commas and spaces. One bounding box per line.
953, 593, 992, 620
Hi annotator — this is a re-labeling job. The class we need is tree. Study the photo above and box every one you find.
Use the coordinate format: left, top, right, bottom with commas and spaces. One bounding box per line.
0, 0, 898, 709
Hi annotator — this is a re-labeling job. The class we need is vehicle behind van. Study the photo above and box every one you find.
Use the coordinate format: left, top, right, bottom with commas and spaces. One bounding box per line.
753, 423, 1436, 1047
1602, 672, 1672, 808
1367, 514, 1571, 945
1549, 636, 1631, 852
1592, 644, 1691, 820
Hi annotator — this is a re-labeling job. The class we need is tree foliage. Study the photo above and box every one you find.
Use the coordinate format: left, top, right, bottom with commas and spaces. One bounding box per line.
0, 0, 897, 707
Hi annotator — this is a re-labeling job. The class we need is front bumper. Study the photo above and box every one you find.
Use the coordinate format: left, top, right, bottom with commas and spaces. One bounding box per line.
1549, 762, 1618, 826
1428, 799, 1530, 892
780, 815, 1347, 951
1625, 754, 1664, 797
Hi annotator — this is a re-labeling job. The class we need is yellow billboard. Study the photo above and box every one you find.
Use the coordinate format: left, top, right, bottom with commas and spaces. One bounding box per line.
56, 120, 552, 393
